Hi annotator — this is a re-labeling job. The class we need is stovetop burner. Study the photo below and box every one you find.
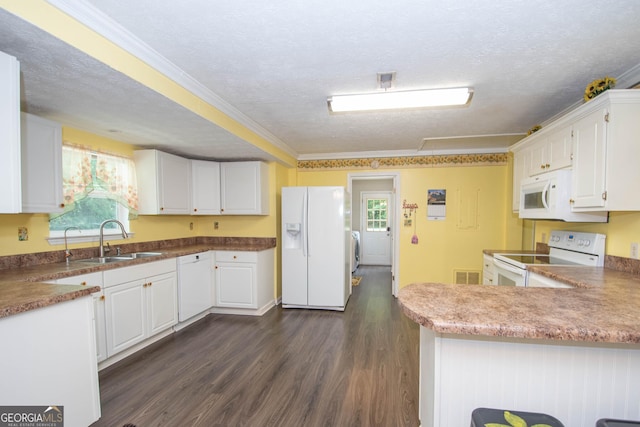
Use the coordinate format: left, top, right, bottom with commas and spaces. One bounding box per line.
497, 254, 582, 266
494, 230, 606, 269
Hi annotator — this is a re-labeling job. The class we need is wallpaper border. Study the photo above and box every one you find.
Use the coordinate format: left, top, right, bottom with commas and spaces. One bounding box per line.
297, 153, 509, 170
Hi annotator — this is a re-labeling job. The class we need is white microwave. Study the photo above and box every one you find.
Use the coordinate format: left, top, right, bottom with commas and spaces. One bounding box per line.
519, 170, 608, 222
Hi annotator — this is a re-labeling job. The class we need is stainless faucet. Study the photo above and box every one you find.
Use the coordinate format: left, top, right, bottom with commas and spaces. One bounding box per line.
64, 226, 80, 264
99, 220, 129, 258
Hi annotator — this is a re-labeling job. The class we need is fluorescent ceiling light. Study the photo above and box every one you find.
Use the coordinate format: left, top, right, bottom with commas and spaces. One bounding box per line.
328, 87, 473, 113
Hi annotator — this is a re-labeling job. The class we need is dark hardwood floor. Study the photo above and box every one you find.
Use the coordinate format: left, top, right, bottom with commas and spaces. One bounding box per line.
91, 266, 420, 427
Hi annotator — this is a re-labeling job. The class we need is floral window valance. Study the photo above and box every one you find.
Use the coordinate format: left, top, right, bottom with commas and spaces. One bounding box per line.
51, 144, 138, 219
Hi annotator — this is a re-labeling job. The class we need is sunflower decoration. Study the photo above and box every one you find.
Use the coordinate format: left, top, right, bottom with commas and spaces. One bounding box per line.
527, 125, 542, 136
584, 76, 617, 102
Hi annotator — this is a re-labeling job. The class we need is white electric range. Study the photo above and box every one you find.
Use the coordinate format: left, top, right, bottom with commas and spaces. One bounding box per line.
492, 230, 606, 287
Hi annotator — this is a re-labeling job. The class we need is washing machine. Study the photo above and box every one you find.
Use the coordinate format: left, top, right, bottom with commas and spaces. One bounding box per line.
351, 231, 360, 273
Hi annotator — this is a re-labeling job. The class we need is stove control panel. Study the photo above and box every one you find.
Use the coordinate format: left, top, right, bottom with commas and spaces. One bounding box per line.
548, 230, 606, 257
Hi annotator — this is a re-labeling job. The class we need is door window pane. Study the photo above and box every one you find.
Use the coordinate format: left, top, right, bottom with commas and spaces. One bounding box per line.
366, 198, 387, 231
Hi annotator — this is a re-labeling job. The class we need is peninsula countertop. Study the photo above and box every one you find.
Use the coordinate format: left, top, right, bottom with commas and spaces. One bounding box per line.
398, 266, 640, 344
0, 237, 276, 319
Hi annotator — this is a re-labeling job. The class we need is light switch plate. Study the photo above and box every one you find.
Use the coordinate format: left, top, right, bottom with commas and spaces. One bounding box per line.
631, 242, 639, 259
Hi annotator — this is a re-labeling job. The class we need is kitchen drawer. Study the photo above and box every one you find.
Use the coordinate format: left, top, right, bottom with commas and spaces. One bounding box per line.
103, 258, 176, 287
215, 250, 258, 263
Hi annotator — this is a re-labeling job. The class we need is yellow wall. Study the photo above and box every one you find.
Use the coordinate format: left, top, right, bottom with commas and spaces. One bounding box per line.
295, 163, 517, 289
533, 212, 640, 258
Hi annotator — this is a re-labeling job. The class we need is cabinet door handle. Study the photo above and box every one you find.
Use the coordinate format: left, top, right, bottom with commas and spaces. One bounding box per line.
81, 281, 87, 286
193, 208, 198, 212
148, 282, 152, 287
215, 266, 218, 269
569, 199, 575, 204
143, 282, 148, 288
545, 163, 550, 168
100, 295, 105, 301
59, 203, 65, 208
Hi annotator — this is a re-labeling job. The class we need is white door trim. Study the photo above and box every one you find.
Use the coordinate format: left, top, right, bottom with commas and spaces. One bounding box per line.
347, 172, 401, 297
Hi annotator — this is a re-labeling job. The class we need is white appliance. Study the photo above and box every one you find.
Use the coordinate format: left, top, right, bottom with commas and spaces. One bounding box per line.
282, 186, 351, 311
492, 230, 606, 287
351, 231, 360, 273
177, 252, 212, 321
519, 169, 608, 222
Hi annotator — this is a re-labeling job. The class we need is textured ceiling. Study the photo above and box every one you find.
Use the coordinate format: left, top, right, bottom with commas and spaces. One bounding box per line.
1, 1, 640, 162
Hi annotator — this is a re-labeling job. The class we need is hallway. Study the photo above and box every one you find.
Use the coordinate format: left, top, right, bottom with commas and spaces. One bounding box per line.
92, 266, 420, 426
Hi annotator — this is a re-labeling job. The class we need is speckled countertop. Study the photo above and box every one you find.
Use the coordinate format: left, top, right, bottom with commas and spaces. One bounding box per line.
0, 237, 276, 319
398, 265, 640, 344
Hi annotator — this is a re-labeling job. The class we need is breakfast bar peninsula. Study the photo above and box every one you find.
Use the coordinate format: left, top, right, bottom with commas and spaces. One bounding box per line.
398, 267, 640, 427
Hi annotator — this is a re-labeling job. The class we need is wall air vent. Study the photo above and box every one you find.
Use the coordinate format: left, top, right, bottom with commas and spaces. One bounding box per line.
454, 270, 481, 285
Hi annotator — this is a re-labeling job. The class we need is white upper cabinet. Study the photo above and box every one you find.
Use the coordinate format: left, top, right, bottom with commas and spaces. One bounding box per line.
0, 51, 21, 213
571, 108, 607, 209
134, 149, 191, 214
528, 126, 572, 175
21, 113, 63, 213
511, 90, 640, 213
190, 159, 221, 215
220, 161, 269, 215
571, 90, 640, 211
546, 126, 573, 171
511, 124, 571, 211
511, 147, 530, 211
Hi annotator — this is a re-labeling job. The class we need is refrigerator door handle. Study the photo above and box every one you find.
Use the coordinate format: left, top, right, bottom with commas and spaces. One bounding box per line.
302, 191, 308, 257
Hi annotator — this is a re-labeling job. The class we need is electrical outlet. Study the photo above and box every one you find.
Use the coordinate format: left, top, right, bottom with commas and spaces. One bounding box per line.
631, 242, 639, 259
214, 221, 219, 230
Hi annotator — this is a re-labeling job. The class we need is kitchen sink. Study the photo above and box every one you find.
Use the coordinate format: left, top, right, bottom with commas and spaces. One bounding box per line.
76, 252, 162, 264
124, 252, 164, 259
77, 256, 134, 264
76, 252, 163, 264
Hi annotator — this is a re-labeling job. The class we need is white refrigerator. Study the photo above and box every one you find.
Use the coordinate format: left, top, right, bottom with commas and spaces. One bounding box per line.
281, 186, 351, 311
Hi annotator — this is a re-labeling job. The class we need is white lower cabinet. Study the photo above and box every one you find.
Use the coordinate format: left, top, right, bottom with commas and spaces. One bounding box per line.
54, 272, 107, 363
214, 249, 274, 313
0, 295, 101, 426
104, 279, 145, 356
103, 259, 177, 357
482, 254, 494, 285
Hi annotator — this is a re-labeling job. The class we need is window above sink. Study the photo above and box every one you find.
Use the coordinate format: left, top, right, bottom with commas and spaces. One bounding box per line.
47, 144, 138, 246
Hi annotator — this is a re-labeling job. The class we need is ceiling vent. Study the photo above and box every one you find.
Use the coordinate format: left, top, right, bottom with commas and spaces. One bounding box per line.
377, 72, 396, 90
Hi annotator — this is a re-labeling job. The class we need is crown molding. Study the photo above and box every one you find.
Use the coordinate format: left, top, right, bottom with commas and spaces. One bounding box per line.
46, 0, 299, 160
